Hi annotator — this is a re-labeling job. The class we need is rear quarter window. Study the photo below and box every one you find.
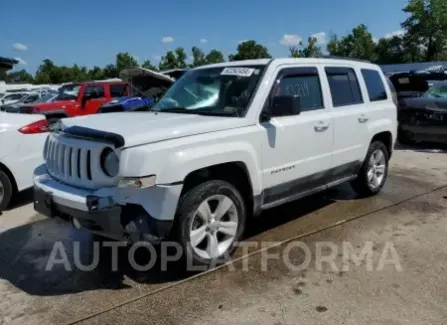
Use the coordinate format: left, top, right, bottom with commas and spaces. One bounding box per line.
361, 69, 387, 101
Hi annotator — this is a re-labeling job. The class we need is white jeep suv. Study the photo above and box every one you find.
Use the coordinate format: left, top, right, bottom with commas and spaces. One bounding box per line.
33, 58, 397, 265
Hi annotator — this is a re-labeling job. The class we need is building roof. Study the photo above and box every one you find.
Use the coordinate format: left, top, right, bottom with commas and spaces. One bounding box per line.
0, 57, 19, 65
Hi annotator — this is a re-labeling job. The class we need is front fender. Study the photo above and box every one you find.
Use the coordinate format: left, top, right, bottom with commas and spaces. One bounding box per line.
120, 139, 263, 196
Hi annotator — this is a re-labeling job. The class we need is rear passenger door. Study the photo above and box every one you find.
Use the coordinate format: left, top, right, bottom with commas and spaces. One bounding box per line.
323, 67, 368, 180
260, 66, 333, 206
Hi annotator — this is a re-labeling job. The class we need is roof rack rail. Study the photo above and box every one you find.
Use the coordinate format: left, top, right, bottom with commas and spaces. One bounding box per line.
316, 55, 371, 63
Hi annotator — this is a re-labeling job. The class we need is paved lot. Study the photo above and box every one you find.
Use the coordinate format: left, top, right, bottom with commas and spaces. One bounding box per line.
0, 146, 446, 325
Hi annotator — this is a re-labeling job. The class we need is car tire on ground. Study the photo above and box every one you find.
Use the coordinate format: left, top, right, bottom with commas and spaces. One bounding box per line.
351, 141, 389, 197
173, 180, 246, 268
0, 170, 13, 210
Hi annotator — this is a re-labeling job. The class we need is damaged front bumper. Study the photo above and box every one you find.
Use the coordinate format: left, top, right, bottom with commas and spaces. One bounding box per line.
398, 108, 447, 143
33, 164, 183, 243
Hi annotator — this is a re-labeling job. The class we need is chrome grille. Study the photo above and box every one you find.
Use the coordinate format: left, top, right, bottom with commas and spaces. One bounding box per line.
44, 133, 118, 189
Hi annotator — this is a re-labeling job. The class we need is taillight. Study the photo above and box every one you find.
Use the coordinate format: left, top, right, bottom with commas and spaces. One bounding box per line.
18, 119, 50, 134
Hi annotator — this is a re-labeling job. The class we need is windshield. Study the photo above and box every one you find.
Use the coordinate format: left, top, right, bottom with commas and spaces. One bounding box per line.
55, 84, 81, 100
424, 83, 447, 98
151, 65, 266, 116
34, 93, 56, 103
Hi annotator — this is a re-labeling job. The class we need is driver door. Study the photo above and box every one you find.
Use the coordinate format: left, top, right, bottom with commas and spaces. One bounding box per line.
259, 66, 333, 207
82, 85, 108, 115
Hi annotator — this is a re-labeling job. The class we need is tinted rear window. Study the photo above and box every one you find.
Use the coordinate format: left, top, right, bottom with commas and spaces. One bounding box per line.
361, 69, 387, 101
325, 67, 363, 107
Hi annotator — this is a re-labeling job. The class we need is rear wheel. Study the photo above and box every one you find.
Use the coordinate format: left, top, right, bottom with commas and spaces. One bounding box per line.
0, 170, 13, 210
351, 141, 389, 197
173, 180, 246, 268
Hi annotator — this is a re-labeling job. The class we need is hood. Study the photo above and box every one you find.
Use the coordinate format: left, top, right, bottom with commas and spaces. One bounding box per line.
404, 96, 447, 110
119, 67, 188, 97
60, 112, 250, 148
32, 100, 77, 110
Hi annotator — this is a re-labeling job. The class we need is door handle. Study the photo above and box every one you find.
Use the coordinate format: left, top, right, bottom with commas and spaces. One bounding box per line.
314, 121, 330, 132
358, 114, 369, 123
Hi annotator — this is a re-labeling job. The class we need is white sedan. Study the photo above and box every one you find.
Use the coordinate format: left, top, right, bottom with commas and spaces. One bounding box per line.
0, 112, 49, 209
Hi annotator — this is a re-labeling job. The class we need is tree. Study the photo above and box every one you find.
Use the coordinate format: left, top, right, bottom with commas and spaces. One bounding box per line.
89, 66, 105, 80
401, 0, 447, 61
205, 49, 225, 64
327, 24, 376, 61
103, 64, 118, 79
191, 46, 207, 67
115, 52, 139, 72
289, 37, 322, 58
6, 69, 34, 83
141, 60, 157, 70
158, 47, 188, 70
375, 36, 406, 64
229, 40, 271, 61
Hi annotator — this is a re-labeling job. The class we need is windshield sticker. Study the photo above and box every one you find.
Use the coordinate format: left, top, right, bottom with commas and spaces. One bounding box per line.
221, 67, 255, 77
398, 77, 410, 84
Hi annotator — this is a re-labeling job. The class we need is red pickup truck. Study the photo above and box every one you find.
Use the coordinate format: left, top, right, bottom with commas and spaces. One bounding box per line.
25, 80, 129, 121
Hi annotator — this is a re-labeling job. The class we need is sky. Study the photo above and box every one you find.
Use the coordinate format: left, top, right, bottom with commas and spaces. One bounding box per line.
2, 0, 409, 74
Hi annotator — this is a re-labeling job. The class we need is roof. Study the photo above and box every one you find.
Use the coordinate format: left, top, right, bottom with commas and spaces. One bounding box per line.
196, 57, 380, 70
0, 57, 19, 65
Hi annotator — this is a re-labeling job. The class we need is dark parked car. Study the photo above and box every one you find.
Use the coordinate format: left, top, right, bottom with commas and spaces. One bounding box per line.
397, 80, 447, 145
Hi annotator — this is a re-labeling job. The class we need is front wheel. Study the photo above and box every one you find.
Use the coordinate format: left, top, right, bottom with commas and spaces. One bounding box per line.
173, 180, 246, 268
351, 141, 389, 197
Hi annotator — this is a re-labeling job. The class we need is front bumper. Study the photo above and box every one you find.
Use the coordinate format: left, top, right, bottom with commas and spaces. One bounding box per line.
400, 124, 447, 143
33, 164, 183, 242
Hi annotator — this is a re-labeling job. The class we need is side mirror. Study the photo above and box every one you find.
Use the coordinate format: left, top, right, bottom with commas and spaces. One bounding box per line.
261, 96, 301, 122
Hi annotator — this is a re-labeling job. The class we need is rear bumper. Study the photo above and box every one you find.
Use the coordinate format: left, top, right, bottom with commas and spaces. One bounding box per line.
33, 164, 182, 242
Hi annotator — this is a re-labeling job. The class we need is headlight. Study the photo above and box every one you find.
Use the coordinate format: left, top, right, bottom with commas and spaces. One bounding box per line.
100, 147, 119, 177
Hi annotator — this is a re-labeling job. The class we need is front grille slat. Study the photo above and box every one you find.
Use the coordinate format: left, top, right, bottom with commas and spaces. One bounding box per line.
80, 149, 88, 180
71, 148, 79, 179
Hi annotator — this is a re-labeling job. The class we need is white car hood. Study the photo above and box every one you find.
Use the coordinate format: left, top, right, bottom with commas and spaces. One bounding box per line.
60, 112, 250, 148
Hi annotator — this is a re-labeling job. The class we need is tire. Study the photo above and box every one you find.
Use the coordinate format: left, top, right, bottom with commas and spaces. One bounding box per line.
172, 180, 246, 268
0, 170, 13, 210
351, 141, 389, 197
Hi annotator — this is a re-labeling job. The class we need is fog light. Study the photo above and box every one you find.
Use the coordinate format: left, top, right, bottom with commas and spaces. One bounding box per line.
72, 218, 82, 230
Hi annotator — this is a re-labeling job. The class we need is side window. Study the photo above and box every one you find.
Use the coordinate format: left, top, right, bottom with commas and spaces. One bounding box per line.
270, 67, 324, 114
84, 85, 105, 98
325, 67, 363, 107
24, 94, 39, 103
361, 69, 387, 101
110, 84, 127, 97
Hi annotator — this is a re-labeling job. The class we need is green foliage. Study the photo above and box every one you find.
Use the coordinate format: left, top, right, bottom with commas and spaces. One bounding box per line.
5, 69, 34, 83
289, 37, 322, 58
401, 0, 447, 61
326, 24, 376, 60
158, 47, 188, 70
141, 60, 157, 71
229, 40, 272, 61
